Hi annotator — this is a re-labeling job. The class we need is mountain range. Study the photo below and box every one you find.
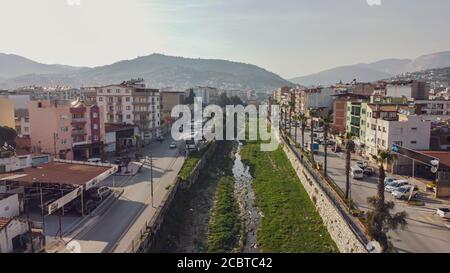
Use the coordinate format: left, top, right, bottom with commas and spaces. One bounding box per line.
290, 51, 450, 86
0, 53, 292, 92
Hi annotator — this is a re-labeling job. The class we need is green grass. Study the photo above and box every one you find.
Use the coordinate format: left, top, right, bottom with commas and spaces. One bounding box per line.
207, 176, 241, 253
240, 140, 338, 253
178, 151, 202, 181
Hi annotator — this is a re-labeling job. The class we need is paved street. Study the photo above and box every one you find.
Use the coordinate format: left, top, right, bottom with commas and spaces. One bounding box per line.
57, 138, 184, 253
290, 128, 450, 253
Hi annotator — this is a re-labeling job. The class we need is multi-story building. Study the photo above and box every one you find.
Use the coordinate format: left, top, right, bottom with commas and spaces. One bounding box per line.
15, 115, 30, 137
332, 93, 369, 134
28, 99, 105, 160
0, 98, 15, 129
297, 87, 337, 117
94, 79, 161, 142
386, 81, 429, 100
160, 91, 186, 134
365, 112, 431, 159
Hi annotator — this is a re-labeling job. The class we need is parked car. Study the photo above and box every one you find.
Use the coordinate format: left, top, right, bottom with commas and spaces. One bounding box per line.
363, 166, 375, 176
384, 177, 398, 184
87, 186, 112, 201
385, 180, 409, 193
392, 185, 419, 200
87, 158, 102, 163
356, 161, 367, 169
436, 207, 450, 219
169, 142, 177, 149
350, 165, 364, 180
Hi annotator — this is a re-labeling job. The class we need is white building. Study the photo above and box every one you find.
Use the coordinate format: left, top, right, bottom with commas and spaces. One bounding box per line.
386, 81, 429, 100
365, 113, 431, 158
0, 218, 29, 253
93, 79, 161, 142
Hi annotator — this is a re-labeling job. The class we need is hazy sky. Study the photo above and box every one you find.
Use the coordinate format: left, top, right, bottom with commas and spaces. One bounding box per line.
0, 0, 449, 78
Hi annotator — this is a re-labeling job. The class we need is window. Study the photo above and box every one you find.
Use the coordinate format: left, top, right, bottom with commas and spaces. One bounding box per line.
126, 106, 131, 110
93, 124, 98, 130
126, 114, 131, 119
108, 97, 114, 103
93, 135, 99, 141
99, 89, 103, 94
116, 89, 120, 93
61, 127, 68, 132
107, 89, 111, 93
98, 97, 103, 102
61, 139, 67, 145
126, 97, 130, 102
411, 141, 417, 144
383, 127, 386, 132
382, 140, 386, 147
92, 112, 98, 118
411, 127, 417, 131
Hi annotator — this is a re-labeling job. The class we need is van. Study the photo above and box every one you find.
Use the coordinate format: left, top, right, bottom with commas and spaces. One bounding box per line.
350, 165, 364, 180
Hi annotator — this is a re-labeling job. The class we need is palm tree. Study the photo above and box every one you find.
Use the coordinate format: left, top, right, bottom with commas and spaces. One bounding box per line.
309, 109, 316, 163
299, 113, 307, 151
293, 114, 299, 144
343, 132, 355, 200
372, 150, 397, 209
321, 115, 332, 177
289, 101, 295, 137
367, 150, 407, 252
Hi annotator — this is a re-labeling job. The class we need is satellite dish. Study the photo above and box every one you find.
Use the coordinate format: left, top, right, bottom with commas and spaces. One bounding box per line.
430, 160, 439, 166
431, 166, 438, 174
366, 241, 382, 253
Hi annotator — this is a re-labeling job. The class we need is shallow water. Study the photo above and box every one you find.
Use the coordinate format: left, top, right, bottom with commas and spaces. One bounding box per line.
233, 142, 260, 253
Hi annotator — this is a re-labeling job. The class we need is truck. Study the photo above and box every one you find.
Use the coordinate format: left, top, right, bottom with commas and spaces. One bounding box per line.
309, 142, 319, 154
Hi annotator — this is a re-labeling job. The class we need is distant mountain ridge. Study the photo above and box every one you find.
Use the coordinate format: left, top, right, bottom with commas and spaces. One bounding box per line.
0, 53, 292, 92
290, 51, 450, 86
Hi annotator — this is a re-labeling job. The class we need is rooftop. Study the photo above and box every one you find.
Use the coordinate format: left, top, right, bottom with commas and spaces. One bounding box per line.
420, 151, 450, 169
0, 161, 113, 186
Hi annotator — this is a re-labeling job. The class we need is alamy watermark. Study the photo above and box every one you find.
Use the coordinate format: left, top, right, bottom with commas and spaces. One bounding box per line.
171, 98, 281, 151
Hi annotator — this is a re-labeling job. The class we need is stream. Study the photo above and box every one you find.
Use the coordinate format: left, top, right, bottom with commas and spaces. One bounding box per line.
232, 142, 260, 253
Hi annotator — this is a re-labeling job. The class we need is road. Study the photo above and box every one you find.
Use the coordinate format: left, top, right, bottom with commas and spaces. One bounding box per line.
58, 138, 184, 253
290, 128, 450, 253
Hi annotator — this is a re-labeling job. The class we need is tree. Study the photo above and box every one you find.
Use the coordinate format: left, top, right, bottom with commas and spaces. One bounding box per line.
372, 150, 397, 207
293, 114, 299, 145
309, 109, 316, 163
342, 132, 355, 200
366, 149, 407, 252
218, 93, 231, 107
184, 89, 195, 104
321, 115, 332, 177
0, 126, 17, 148
229, 95, 243, 106
366, 199, 407, 252
299, 113, 307, 151
289, 101, 294, 137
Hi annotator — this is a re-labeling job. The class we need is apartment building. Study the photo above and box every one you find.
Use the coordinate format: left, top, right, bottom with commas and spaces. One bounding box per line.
365, 111, 431, 159
94, 79, 161, 142
0, 98, 15, 129
28, 99, 105, 160
297, 87, 337, 117
386, 81, 429, 100
333, 93, 369, 134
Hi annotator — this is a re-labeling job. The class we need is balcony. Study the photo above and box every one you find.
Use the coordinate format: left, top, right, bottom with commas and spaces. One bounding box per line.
71, 118, 86, 124
71, 129, 86, 136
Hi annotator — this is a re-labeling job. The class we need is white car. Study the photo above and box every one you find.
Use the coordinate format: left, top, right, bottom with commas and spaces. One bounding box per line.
350, 165, 364, 180
385, 180, 409, 193
169, 142, 177, 149
356, 161, 367, 169
392, 185, 419, 200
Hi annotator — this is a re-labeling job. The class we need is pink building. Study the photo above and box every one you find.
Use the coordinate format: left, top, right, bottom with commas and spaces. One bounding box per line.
29, 100, 105, 161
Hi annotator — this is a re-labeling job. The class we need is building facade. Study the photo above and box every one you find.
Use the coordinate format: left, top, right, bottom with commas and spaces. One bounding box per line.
94, 80, 161, 142
28, 100, 105, 161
